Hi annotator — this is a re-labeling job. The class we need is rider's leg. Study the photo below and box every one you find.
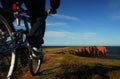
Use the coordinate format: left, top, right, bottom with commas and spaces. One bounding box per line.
24, 0, 46, 58
24, 0, 46, 47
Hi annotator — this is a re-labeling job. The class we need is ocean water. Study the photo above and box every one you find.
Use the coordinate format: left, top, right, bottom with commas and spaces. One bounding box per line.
105, 46, 120, 59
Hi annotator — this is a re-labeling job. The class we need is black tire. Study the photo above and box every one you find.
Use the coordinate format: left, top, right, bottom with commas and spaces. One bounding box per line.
29, 52, 42, 76
0, 14, 16, 79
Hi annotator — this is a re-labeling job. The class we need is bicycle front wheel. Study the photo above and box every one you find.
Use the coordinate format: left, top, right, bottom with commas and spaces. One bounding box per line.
29, 51, 43, 75
30, 59, 42, 75
0, 14, 16, 79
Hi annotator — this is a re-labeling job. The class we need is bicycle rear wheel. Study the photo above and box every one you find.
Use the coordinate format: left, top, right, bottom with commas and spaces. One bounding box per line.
0, 14, 16, 79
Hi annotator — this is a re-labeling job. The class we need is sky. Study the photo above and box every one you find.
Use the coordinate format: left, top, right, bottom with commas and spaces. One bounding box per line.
1, 0, 120, 46
44, 0, 120, 46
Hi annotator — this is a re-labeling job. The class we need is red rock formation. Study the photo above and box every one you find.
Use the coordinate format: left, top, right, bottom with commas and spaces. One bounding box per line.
95, 46, 106, 56
84, 47, 91, 54
74, 49, 79, 53
64, 46, 107, 56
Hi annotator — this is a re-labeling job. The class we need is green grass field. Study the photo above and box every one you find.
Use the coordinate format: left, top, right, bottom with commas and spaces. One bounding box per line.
1, 46, 120, 79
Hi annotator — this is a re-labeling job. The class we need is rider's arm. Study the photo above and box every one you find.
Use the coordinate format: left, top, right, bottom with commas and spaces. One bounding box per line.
47, 0, 60, 14
50, 0, 60, 9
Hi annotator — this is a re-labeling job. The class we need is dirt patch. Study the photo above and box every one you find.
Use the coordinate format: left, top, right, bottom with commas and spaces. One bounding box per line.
17, 59, 53, 79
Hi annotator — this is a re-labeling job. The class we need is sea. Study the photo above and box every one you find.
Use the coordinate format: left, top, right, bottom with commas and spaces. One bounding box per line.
43, 46, 120, 60
106, 46, 120, 59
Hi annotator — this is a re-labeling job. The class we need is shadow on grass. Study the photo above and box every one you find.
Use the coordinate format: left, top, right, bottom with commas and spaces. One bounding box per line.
55, 64, 120, 79
35, 66, 61, 76
32, 63, 120, 79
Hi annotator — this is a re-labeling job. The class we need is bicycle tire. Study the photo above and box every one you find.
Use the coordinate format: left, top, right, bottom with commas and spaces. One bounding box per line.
29, 51, 43, 75
0, 14, 16, 79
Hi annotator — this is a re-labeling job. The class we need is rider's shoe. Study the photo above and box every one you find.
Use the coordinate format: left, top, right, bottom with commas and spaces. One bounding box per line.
32, 46, 44, 60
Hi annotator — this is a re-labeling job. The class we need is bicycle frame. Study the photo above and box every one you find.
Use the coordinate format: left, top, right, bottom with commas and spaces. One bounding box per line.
0, 2, 30, 56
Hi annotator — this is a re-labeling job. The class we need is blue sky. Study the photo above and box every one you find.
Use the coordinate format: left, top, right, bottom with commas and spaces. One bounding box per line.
1, 0, 120, 46
44, 0, 120, 46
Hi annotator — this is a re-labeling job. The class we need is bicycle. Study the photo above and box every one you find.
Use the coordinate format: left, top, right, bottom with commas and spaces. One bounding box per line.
0, 2, 45, 79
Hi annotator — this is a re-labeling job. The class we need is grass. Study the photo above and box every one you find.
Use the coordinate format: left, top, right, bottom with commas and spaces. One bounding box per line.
30, 47, 120, 79
58, 55, 120, 79
64, 46, 86, 51
1, 46, 120, 79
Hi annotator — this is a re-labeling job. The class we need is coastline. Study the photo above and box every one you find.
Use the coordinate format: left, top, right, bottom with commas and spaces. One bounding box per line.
43, 46, 120, 59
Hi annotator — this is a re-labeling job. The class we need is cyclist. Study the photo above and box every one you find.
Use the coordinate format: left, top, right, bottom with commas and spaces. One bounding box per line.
0, 0, 60, 58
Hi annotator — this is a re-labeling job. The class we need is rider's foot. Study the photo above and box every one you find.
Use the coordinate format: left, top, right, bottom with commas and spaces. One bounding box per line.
32, 46, 44, 59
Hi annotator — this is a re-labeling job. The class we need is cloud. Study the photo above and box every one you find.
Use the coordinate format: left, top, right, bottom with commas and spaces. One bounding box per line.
81, 33, 97, 37
110, 12, 120, 20
44, 31, 110, 45
45, 31, 73, 37
46, 22, 67, 26
45, 31, 97, 39
51, 14, 79, 21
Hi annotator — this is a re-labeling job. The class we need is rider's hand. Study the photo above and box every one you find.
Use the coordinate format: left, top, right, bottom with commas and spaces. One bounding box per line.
47, 9, 57, 14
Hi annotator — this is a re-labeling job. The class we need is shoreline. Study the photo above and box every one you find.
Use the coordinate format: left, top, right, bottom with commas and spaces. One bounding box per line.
43, 46, 120, 60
